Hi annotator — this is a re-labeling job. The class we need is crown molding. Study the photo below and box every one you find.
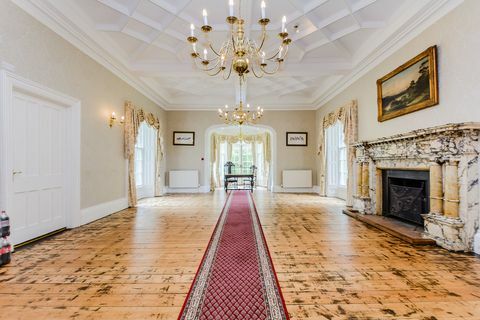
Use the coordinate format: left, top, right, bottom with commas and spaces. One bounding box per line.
12, 0, 170, 109
312, 0, 464, 109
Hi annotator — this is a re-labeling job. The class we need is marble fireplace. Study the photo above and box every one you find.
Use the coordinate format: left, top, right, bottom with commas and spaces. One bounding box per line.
352, 123, 480, 252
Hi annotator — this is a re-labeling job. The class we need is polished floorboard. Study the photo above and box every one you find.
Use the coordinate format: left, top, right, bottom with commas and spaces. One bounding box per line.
1, 191, 480, 319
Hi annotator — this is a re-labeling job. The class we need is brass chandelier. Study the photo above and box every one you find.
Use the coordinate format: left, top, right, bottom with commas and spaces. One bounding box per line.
186, 0, 292, 81
218, 79, 264, 126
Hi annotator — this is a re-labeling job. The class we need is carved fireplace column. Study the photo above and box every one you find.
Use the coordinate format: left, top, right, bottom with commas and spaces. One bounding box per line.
429, 162, 443, 215
361, 161, 370, 198
444, 160, 460, 218
356, 161, 363, 197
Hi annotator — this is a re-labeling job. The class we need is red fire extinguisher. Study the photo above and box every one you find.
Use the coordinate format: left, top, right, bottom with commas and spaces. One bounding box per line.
0, 237, 11, 265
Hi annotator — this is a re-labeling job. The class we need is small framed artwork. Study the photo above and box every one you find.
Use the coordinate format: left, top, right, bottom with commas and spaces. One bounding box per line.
173, 131, 195, 146
286, 132, 308, 146
377, 45, 438, 122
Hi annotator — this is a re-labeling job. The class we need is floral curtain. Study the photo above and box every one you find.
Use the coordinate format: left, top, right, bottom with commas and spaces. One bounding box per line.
210, 132, 271, 189
317, 100, 358, 206
124, 101, 164, 207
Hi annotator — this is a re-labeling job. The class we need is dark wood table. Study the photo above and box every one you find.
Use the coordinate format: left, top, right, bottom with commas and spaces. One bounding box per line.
224, 173, 254, 191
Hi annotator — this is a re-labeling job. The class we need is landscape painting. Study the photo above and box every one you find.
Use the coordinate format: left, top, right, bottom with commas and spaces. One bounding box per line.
377, 46, 438, 122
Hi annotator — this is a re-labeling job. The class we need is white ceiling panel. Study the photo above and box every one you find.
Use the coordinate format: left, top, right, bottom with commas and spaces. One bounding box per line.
16, 0, 462, 109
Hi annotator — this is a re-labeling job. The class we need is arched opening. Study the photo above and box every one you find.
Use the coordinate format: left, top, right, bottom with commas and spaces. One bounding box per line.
204, 124, 277, 191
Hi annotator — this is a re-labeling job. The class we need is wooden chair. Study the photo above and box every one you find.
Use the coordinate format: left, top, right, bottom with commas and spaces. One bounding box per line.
224, 162, 237, 191
244, 165, 257, 190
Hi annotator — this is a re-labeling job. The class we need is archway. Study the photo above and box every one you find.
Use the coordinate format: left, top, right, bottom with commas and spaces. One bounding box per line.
204, 124, 277, 191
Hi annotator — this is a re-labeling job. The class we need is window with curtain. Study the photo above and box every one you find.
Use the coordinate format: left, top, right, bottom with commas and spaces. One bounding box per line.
231, 142, 253, 169
135, 126, 144, 187
326, 120, 347, 199
135, 122, 157, 199
216, 138, 268, 188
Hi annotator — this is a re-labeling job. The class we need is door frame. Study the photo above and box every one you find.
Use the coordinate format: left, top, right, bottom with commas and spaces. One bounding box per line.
0, 63, 81, 232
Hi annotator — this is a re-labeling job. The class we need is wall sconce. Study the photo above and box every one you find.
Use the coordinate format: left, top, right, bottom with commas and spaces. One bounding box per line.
109, 112, 125, 128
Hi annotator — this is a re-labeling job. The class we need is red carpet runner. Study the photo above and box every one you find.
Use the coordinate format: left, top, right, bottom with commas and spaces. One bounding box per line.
178, 191, 289, 320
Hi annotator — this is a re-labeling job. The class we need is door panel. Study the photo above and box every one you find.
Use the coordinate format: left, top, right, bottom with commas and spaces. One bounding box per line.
10, 93, 66, 244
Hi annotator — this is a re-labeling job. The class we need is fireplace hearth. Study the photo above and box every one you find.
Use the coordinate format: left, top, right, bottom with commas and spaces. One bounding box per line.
382, 170, 429, 226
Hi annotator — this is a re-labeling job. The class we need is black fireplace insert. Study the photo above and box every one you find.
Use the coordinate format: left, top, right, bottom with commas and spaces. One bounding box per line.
382, 169, 430, 226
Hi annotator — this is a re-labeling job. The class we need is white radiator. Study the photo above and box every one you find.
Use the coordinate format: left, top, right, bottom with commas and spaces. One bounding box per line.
169, 170, 199, 188
282, 170, 312, 188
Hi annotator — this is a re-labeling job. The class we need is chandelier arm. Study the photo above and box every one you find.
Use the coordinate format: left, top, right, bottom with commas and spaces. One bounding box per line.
209, 43, 222, 57
207, 67, 225, 77
260, 61, 281, 75
256, 28, 267, 53
231, 34, 237, 53
192, 57, 220, 71
250, 60, 265, 78
250, 66, 264, 78
266, 49, 281, 61
222, 60, 233, 80
203, 60, 222, 72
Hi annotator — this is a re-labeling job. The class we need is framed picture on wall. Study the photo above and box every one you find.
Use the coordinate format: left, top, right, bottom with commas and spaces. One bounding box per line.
377, 45, 438, 122
286, 132, 308, 146
173, 131, 195, 146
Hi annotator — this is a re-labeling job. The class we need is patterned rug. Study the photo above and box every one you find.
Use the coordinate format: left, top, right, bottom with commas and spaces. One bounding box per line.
178, 191, 289, 320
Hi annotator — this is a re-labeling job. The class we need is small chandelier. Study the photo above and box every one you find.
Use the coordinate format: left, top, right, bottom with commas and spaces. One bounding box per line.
218, 79, 264, 125
186, 0, 292, 81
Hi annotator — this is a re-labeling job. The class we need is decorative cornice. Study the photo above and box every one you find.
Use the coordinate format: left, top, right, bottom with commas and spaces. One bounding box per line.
12, 0, 170, 109
314, 0, 464, 109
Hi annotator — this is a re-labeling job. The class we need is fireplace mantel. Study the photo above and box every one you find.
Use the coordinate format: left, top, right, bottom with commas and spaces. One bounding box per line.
352, 122, 480, 252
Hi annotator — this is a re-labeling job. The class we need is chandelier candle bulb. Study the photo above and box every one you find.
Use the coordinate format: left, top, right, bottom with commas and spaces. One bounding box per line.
229, 0, 234, 17
190, 23, 195, 37
203, 48, 208, 60
282, 16, 286, 32
202, 9, 208, 26
261, 1, 266, 19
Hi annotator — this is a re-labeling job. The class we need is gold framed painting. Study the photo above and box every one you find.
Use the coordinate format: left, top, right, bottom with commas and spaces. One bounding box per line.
377, 46, 438, 122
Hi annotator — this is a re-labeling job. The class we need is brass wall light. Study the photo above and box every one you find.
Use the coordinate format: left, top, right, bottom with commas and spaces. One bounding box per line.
109, 112, 125, 128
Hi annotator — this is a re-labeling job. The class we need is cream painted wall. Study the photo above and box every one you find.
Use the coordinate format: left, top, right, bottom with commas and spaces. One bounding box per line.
0, 1, 167, 209
316, 0, 480, 143
166, 110, 317, 188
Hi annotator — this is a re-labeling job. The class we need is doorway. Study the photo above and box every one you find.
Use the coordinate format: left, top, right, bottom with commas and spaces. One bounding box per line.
205, 125, 276, 191
0, 68, 81, 245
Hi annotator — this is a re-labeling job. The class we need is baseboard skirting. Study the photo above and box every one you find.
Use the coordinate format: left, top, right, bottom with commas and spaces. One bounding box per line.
274, 185, 320, 194
166, 185, 211, 194
80, 197, 128, 226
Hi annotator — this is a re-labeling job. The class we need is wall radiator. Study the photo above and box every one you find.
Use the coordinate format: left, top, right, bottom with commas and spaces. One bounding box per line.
282, 170, 312, 188
169, 170, 199, 188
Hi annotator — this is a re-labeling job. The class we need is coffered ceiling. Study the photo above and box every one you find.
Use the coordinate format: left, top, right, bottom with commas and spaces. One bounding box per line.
15, 0, 461, 110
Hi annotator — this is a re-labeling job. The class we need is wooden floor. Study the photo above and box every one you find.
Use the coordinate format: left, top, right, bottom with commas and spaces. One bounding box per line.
1, 191, 480, 319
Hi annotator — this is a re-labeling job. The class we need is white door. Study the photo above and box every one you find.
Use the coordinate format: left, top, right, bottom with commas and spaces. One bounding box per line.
10, 92, 67, 245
